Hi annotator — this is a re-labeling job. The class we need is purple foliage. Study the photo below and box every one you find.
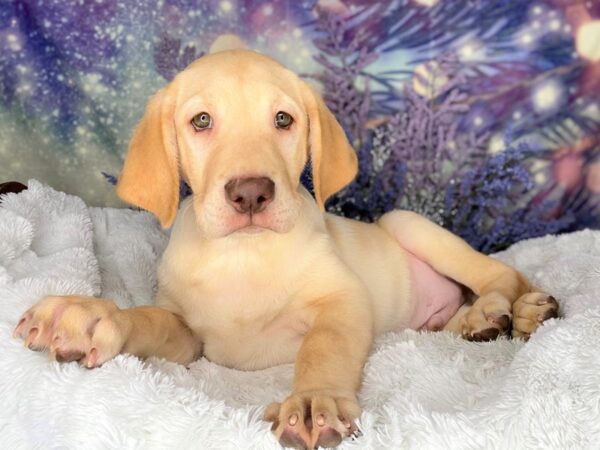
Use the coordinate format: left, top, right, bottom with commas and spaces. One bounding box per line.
310, 3, 596, 252
444, 145, 575, 252
101, 172, 118, 186
376, 67, 489, 223
311, 10, 375, 147
154, 34, 203, 81
321, 40, 490, 226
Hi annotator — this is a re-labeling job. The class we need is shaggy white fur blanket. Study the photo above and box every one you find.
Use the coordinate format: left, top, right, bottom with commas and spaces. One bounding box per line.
1, 181, 599, 449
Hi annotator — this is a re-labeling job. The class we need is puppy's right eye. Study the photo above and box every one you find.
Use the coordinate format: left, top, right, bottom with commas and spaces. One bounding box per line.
191, 112, 212, 131
275, 111, 293, 129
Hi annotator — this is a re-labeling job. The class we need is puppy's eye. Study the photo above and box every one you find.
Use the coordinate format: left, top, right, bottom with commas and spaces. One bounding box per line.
275, 111, 293, 129
191, 112, 212, 130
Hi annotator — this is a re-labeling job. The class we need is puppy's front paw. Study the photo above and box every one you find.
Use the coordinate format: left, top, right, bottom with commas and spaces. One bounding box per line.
13, 295, 128, 367
264, 390, 360, 449
512, 293, 559, 340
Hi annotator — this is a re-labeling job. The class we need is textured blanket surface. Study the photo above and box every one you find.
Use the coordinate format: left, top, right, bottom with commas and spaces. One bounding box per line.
1, 181, 599, 450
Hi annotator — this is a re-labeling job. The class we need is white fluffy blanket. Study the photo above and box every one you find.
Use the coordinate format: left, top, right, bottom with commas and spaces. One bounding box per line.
1, 181, 599, 449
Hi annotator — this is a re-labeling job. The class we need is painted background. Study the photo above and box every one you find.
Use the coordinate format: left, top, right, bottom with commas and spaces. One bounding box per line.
1, 0, 599, 252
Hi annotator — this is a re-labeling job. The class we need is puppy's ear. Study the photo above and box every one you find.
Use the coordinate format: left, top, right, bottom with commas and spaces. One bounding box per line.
116, 87, 179, 228
300, 82, 358, 210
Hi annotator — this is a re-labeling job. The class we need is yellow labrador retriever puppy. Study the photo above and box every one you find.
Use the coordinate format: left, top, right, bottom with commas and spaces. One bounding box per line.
14, 50, 558, 449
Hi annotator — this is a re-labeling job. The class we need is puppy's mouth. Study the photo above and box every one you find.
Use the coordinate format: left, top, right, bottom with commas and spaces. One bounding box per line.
225, 213, 275, 236
236, 224, 267, 234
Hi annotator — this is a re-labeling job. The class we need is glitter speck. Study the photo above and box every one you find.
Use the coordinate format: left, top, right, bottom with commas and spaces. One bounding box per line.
414, 0, 438, 6
532, 80, 563, 113
220, 1, 232, 12
520, 33, 533, 45
461, 44, 474, 58
489, 134, 504, 154
263, 4, 273, 16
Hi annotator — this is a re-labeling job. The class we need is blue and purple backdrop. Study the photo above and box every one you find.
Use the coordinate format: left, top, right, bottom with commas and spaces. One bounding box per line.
1, 0, 599, 252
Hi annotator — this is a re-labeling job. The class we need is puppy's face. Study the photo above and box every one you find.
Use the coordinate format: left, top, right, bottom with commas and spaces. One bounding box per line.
116, 50, 358, 238
175, 55, 307, 237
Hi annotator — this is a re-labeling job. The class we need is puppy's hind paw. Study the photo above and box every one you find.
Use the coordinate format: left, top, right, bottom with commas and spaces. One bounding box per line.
512, 293, 559, 340
461, 294, 512, 342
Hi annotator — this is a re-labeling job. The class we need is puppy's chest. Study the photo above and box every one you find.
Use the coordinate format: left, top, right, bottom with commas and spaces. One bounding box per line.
164, 262, 308, 369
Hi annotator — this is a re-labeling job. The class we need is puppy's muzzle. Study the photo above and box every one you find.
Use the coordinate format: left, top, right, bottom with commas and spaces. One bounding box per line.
225, 177, 275, 214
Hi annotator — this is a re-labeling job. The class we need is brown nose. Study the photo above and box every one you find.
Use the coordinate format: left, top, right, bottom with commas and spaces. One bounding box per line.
225, 177, 275, 214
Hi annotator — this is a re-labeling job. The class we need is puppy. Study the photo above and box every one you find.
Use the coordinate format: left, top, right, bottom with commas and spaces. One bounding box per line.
14, 50, 558, 449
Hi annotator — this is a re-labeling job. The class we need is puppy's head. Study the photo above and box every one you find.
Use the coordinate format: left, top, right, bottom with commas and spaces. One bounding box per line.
116, 50, 357, 238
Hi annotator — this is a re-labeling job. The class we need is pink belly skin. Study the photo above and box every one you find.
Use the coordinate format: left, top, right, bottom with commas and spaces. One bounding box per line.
405, 252, 465, 331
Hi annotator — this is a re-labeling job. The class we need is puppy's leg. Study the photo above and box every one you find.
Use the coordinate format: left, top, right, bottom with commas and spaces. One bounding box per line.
265, 294, 372, 450
13, 295, 200, 366
378, 211, 558, 340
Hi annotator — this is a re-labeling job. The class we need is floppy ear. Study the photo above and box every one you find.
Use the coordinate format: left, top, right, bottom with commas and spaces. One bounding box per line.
116, 87, 180, 228
300, 82, 358, 210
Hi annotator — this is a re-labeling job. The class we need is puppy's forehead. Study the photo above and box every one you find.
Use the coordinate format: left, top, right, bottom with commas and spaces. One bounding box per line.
174, 50, 301, 101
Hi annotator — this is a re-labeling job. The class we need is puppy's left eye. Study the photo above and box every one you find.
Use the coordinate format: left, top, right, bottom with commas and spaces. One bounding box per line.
275, 111, 293, 129
191, 112, 212, 131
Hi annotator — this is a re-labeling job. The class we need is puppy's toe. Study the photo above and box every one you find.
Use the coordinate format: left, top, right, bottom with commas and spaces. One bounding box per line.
467, 326, 501, 342
281, 423, 311, 450
512, 293, 559, 340
310, 396, 347, 448
460, 292, 514, 342
266, 397, 311, 449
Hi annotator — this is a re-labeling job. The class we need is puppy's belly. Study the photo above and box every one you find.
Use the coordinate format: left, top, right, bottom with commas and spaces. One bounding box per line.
406, 252, 465, 331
